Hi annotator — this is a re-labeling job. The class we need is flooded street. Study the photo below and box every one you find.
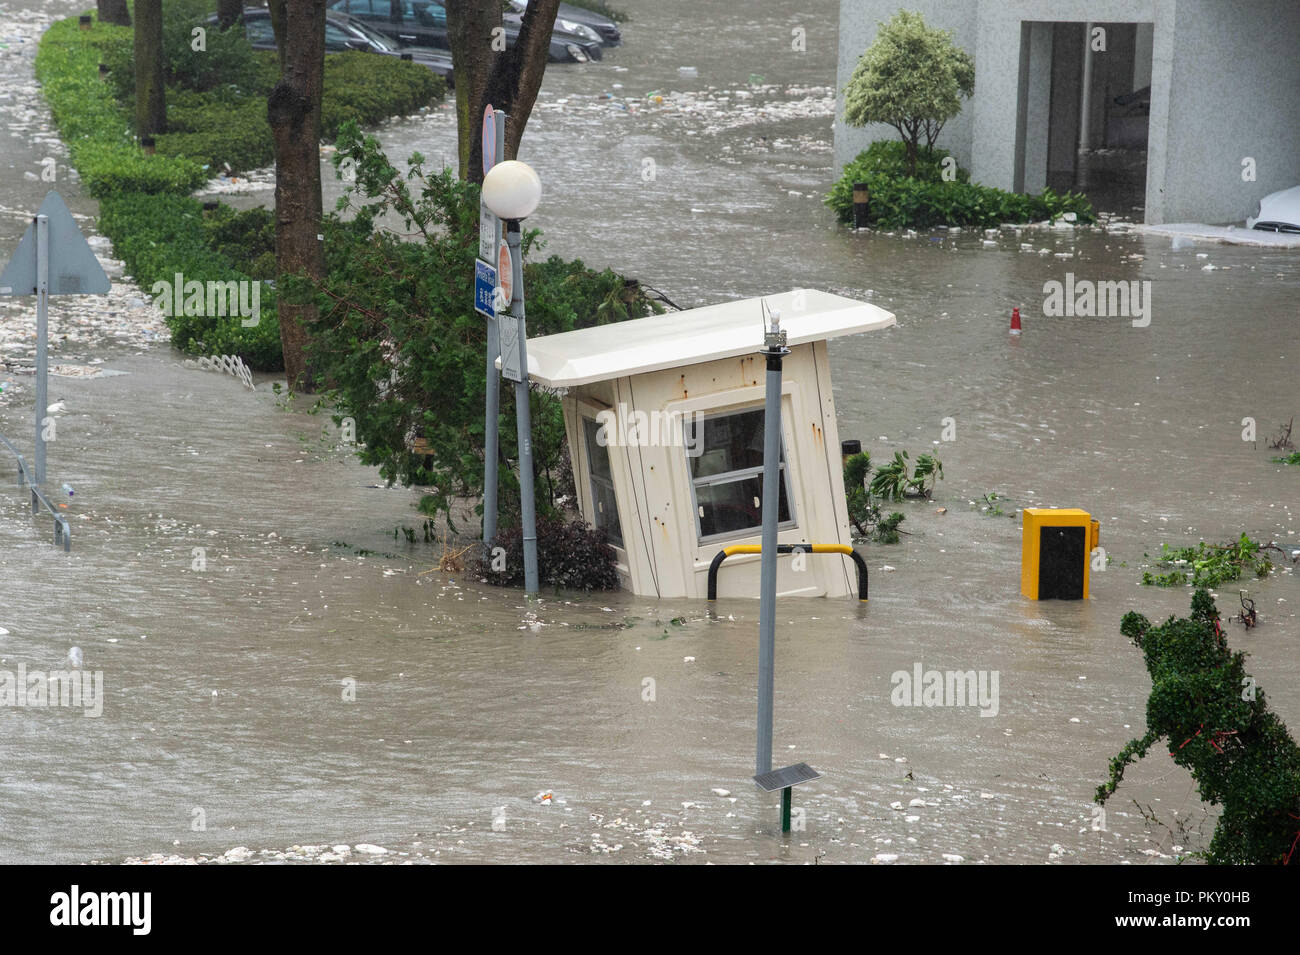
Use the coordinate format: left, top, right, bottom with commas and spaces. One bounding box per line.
0, 0, 1297, 865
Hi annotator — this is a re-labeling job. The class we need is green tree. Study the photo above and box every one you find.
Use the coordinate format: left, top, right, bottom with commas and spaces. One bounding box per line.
842, 10, 974, 175
133, 0, 165, 137
445, 0, 561, 183
267, 0, 328, 392
1098, 590, 1300, 864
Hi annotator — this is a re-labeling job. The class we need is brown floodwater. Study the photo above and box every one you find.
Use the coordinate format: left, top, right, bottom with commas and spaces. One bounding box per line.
0, 0, 1296, 864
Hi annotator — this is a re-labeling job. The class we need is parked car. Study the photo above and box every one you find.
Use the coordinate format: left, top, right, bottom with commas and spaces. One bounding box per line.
1247, 185, 1300, 234
212, 8, 454, 83
507, 0, 620, 46
328, 0, 603, 63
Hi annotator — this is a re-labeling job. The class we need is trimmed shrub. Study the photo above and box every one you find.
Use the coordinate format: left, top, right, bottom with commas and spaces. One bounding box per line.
479, 515, 621, 591
97, 193, 282, 369
826, 140, 1095, 229
34, 16, 207, 197
321, 53, 446, 139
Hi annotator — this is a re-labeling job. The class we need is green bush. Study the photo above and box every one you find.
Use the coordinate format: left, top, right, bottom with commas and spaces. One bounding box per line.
35, 16, 207, 197
162, 0, 260, 93
303, 123, 661, 524
1140, 534, 1276, 588
321, 53, 446, 139
38, 10, 449, 372
1098, 591, 1300, 864
480, 515, 621, 591
97, 193, 282, 369
72, 141, 208, 197
826, 140, 1095, 229
158, 88, 275, 171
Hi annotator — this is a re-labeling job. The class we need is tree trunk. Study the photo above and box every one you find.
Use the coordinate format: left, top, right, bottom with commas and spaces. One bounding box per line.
446, 0, 560, 184
266, 0, 326, 392
216, 0, 244, 30
97, 0, 130, 27
133, 0, 164, 137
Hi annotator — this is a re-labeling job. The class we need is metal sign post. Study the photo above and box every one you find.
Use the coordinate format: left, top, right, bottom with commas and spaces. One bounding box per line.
0, 190, 110, 550
34, 214, 49, 485
480, 106, 507, 551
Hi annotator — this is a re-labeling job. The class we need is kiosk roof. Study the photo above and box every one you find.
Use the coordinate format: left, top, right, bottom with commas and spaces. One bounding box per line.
516, 289, 896, 388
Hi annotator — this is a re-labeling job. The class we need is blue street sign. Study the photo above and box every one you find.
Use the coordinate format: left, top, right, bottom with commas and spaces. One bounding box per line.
474, 258, 497, 318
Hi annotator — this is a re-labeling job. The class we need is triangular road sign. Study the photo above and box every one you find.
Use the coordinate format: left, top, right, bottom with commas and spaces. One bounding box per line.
0, 190, 110, 296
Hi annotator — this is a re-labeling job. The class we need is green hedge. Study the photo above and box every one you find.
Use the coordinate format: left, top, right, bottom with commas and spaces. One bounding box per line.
35, 16, 206, 197
98, 193, 282, 369
827, 140, 1096, 230
37, 8, 447, 370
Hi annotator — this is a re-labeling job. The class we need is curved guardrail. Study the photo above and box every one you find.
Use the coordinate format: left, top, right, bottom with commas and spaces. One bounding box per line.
707, 543, 867, 601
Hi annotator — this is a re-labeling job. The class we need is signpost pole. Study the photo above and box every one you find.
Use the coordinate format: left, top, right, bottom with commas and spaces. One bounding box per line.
507, 219, 539, 595
481, 107, 507, 551
756, 305, 788, 778
34, 214, 49, 487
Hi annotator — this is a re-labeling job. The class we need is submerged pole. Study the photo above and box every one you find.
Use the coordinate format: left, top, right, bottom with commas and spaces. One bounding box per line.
482, 109, 507, 552
508, 219, 539, 595
1076, 22, 1095, 191
34, 214, 49, 487
756, 304, 788, 777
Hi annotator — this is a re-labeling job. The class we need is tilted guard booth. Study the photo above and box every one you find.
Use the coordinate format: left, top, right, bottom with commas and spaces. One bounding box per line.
516, 290, 896, 599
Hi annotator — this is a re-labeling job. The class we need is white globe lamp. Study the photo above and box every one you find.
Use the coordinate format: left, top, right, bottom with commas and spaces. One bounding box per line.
482, 160, 542, 221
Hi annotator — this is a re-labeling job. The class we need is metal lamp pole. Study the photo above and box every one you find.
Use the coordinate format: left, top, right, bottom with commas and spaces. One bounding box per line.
756, 306, 788, 777
506, 218, 539, 595
481, 156, 543, 596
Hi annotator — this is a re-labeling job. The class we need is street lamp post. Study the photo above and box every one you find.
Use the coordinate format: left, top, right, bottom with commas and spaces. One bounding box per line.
482, 160, 543, 595
756, 303, 788, 778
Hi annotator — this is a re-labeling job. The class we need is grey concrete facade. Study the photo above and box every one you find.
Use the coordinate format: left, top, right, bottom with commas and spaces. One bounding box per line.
834, 0, 1300, 224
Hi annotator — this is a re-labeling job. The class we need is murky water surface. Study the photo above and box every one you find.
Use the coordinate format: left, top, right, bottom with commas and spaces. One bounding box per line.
0, 0, 1296, 864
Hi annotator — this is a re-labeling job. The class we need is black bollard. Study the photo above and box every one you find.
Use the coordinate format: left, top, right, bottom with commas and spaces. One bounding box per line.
852, 182, 870, 230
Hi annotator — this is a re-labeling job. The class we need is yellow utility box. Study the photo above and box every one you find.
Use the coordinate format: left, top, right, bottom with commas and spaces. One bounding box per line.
1021, 508, 1100, 600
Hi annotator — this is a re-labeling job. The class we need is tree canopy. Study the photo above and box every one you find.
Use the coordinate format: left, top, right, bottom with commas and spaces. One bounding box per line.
842, 10, 974, 174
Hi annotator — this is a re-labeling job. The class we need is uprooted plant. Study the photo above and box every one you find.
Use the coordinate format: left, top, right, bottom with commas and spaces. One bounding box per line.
843, 450, 942, 543
1097, 590, 1300, 865
1139, 533, 1283, 588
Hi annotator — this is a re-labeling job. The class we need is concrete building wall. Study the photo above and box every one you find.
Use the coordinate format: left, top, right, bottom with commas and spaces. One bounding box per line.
1152, 0, 1300, 223
834, 0, 1300, 225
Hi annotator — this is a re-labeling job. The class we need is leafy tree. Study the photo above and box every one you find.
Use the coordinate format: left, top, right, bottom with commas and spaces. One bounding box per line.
133, 0, 165, 137
299, 123, 660, 525
842, 10, 974, 175
267, 0, 328, 392
1098, 591, 1300, 864
445, 0, 561, 182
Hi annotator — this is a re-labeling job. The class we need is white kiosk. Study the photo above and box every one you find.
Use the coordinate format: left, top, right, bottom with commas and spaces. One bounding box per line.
521, 289, 896, 598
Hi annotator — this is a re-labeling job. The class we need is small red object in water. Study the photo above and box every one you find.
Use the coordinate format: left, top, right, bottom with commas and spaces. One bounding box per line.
1010, 307, 1022, 335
